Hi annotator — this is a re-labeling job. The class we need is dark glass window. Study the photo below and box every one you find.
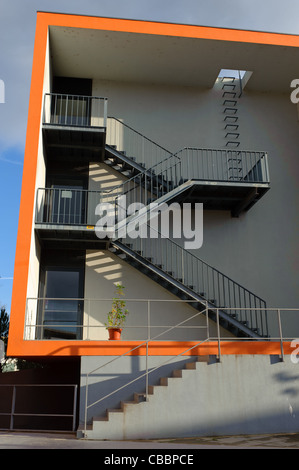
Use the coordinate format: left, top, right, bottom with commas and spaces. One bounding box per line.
51, 77, 92, 127
37, 251, 85, 340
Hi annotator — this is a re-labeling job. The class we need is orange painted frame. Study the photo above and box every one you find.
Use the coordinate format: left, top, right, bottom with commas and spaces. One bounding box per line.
7, 11, 299, 358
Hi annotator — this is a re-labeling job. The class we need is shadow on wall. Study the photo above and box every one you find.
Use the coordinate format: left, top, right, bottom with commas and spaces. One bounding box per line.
84, 250, 209, 342
80, 355, 299, 437
80, 356, 201, 423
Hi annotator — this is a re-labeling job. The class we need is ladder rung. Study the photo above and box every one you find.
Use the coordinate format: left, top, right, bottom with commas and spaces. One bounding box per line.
226, 141, 240, 147
228, 167, 242, 172
222, 84, 236, 90
224, 107, 238, 114
224, 115, 238, 122
225, 132, 240, 139
223, 100, 237, 106
221, 76, 236, 82
222, 91, 237, 98
225, 124, 239, 131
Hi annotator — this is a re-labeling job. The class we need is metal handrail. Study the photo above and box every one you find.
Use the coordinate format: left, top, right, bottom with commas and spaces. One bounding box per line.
175, 147, 270, 184
24, 299, 299, 341
82, 305, 299, 436
106, 116, 180, 171
35, 156, 182, 227
107, 116, 178, 158
0, 384, 78, 432
43, 93, 108, 128
116, 223, 268, 337
83, 304, 209, 435
24, 297, 209, 341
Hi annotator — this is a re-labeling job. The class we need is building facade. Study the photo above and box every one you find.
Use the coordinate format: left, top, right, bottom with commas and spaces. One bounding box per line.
5, 12, 299, 437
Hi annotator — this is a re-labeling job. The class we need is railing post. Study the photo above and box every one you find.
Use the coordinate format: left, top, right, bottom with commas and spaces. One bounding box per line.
216, 308, 221, 362
86, 299, 90, 341
84, 374, 89, 437
277, 309, 285, 362
72, 385, 78, 432
24, 298, 28, 340
42, 93, 46, 124
145, 342, 149, 401
147, 300, 151, 342
10, 386, 16, 431
146, 300, 150, 401
205, 301, 209, 340
103, 98, 108, 128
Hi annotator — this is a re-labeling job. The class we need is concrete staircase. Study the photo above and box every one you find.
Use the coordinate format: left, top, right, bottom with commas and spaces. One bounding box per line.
80, 355, 214, 440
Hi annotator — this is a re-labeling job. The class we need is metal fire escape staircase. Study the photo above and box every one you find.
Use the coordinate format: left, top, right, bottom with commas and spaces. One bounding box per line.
38, 106, 270, 339
98, 119, 269, 338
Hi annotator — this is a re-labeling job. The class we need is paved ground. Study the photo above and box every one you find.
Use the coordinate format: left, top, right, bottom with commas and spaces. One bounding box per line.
0, 431, 299, 449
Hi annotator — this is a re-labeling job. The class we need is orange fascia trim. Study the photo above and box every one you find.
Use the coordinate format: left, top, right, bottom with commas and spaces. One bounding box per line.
7, 16, 48, 357
7, 11, 299, 358
7, 340, 295, 359
37, 11, 299, 47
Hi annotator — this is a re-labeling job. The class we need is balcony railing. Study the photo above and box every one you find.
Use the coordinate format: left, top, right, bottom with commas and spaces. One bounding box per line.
176, 147, 270, 184
35, 187, 105, 227
43, 93, 108, 128
24, 297, 299, 345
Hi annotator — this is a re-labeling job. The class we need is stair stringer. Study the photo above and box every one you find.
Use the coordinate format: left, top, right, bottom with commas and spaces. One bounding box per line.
81, 356, 214, 440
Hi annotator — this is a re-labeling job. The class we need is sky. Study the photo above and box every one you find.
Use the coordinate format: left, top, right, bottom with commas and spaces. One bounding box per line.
1, 0, 299, 313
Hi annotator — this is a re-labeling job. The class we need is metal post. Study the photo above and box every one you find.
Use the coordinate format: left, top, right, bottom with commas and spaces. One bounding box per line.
72, 385, 78, 432
10, 386, 16, 431
84, 375, 89, 437
216, 308, 221, 362
277, 309, 285, 362
147, 300, 151, 342
145, 342, 149, 401
146, 300, 150, 401
205, 301, 209, 340
103, 98, 108, 128
86, 299, 90, 341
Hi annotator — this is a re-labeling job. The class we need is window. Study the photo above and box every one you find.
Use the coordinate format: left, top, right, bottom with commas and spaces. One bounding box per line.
51, 77, 92, 127
37, 251, 85, 340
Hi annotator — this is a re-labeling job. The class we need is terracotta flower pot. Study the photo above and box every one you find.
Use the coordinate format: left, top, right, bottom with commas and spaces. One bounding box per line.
108, 328, 122, 340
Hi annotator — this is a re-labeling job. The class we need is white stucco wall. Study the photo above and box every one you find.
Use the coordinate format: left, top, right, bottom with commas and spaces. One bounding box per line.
80, 354, 299, 439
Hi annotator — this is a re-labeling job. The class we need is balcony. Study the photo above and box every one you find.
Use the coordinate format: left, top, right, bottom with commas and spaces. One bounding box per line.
35, 146, 270, 246
42, 93, 108, 162
35, 187, 109, 249
175, 148, 270, 216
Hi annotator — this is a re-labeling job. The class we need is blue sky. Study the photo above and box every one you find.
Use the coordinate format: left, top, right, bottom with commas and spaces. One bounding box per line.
1, 0, 299, 313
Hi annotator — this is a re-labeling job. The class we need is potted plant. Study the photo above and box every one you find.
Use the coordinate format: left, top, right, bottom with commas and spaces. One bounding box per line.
106, 283, 129, 340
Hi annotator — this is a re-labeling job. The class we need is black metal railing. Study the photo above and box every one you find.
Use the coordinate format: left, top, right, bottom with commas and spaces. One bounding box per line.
35, 153, 182, 228
176, 147, 270, 184
106, 116, 177, 170
116, 226, 268, 337
43, 93, 107, 128
0, 384, 78, 432
35, 187, 103, 226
